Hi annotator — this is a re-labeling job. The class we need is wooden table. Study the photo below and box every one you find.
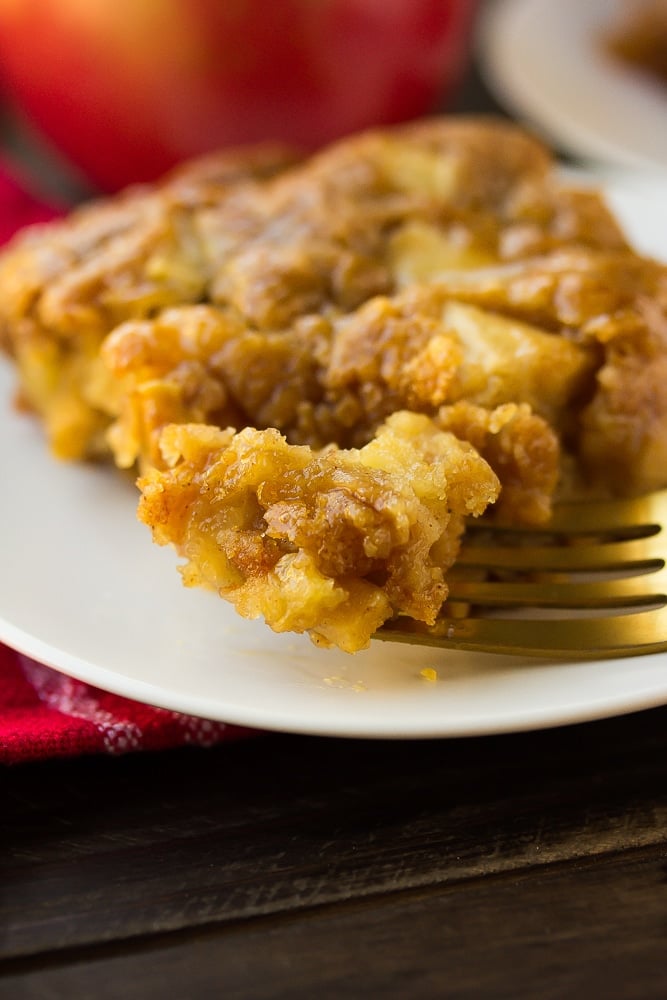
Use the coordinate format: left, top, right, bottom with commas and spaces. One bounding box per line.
2, 48, 667, 1000
2, 709, 667, 998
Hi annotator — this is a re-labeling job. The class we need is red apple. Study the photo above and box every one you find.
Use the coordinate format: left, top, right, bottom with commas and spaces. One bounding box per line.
0, 0, 478, 191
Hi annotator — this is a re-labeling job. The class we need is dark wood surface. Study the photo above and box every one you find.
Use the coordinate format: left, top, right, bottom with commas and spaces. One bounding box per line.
2, 709, 667, 999
2, 35, 667, 1000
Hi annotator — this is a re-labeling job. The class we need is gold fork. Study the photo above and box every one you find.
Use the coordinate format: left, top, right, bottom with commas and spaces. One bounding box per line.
377, 490, 667, 659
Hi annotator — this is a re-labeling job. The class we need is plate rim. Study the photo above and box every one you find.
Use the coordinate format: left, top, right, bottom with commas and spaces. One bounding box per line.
478, 0, 667, 175
3, 613, 667, 739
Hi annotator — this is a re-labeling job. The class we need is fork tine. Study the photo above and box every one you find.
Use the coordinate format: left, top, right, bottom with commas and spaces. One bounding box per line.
446, 569, 667, 607
376, 490, 667, 658
377, 605, 667, 658
456, 536, 663, 572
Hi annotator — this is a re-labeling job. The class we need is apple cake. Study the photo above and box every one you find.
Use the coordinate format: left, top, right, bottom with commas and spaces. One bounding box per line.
2, 117, 666, 650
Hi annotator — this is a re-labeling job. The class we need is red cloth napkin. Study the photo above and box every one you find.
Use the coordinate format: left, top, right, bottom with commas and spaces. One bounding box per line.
0, 160, 254, 763
0, 644, 250, 764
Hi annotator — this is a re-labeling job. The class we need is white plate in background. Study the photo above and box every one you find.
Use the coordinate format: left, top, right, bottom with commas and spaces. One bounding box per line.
479, 0, 667, 174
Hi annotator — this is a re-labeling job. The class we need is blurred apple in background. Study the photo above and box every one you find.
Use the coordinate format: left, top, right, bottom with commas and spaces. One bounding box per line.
0, 0, 478, 192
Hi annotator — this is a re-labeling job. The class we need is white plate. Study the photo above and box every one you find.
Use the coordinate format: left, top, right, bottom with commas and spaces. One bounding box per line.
479, 0, 667, 174
2, 173, 667, 740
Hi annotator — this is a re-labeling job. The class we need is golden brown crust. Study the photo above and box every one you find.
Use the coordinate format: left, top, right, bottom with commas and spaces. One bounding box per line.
0, 116, 633, 461
0, 145, 299, 457
101, 282, 580, 496
201, 116, 628, 328
2, 116, 663, 494
324, 288, 594, 435
414, 248, 667, 496
578, 301, 667, 495
435, 401, 560, 525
